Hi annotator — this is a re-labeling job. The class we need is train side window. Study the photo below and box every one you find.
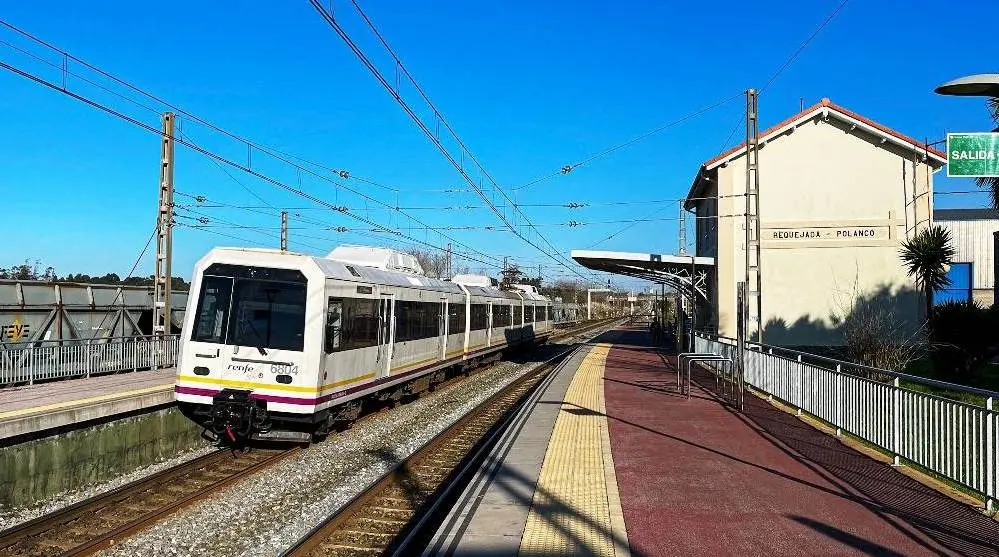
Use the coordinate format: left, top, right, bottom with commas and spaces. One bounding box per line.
343, 298, 379, 350
448, 302, 466, 334
325, 298, 343, 353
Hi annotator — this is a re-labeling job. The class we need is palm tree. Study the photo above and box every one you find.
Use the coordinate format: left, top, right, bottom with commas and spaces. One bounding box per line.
975, 97, 999, 209
899, 225, 956, 319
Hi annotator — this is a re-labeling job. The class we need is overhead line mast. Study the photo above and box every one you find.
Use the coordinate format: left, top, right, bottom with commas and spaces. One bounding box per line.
153, 112, 175, 337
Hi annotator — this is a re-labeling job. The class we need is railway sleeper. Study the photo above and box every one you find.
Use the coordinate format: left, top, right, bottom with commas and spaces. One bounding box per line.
352, 516, 407, 534
361, 507, 413, 522
319, 543, 381, 557
333, 529, 394, 547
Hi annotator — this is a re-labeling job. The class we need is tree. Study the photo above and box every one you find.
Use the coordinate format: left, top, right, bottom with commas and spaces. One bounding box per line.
975, 97, 999, 209
499, 264, 523, 288
899, 225, 955, 319
404, 249, 448, 278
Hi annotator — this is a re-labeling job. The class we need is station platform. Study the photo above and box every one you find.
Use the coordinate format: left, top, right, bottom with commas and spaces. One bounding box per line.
424, 325, 999, 557
0, 368, 176, 443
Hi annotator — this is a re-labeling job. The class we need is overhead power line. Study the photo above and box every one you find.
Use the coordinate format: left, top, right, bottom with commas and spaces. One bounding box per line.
512, 92, 743, 192
0, 56, 531, 275
717, 0, 851, 151
308, 0, 597, 284
0, 19, 519, 273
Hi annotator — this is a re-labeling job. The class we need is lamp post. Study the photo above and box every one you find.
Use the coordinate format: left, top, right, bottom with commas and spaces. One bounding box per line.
935, 74, 999, 307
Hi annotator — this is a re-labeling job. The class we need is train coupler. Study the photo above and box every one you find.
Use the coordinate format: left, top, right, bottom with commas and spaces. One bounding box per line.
209, 389, 270, 444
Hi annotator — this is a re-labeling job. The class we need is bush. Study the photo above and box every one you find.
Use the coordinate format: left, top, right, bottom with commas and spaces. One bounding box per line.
839, 297, 922, 381
928, 301, 999, 383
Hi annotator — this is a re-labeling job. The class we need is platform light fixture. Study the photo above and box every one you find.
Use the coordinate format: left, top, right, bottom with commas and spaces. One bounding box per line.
934, 74, 999, 97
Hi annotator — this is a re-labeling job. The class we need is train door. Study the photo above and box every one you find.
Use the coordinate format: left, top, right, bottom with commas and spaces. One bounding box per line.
376, 293, 395, 378
439, 297, 448, 360
486, 302, 493, 347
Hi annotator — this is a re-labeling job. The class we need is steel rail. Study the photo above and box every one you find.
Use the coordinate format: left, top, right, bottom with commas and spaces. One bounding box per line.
282, 319, 624, 556
0, 447, 299, 557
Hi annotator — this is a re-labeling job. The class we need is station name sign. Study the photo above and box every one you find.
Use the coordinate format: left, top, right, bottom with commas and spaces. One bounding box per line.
770, 226, 886, 241
947, 133, 999, 178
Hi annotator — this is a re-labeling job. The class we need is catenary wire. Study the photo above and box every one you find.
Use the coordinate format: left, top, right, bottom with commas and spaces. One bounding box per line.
309, 0, 597, 283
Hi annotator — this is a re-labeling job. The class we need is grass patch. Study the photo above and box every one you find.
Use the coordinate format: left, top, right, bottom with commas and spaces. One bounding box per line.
902, 359, 998, 407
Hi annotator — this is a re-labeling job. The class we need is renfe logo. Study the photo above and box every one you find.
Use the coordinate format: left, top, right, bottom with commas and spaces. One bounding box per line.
227, 363, 255, 374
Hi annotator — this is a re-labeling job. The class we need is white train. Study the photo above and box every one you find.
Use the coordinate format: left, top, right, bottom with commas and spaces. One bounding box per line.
175, 246, 553, 443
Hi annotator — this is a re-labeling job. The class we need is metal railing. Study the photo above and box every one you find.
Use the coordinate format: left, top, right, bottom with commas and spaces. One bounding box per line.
694, 332, 998, 511
0, 335, 179, 385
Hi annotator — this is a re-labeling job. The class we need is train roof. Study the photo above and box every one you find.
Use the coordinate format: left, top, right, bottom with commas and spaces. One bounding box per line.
198, 247, 550, 302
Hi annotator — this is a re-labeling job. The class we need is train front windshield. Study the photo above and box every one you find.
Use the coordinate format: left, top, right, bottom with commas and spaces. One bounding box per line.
191, 264, 308, 352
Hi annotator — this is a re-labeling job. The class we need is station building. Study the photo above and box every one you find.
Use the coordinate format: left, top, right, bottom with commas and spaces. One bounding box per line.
685, 98, 946, 347
934, 208, 999, 307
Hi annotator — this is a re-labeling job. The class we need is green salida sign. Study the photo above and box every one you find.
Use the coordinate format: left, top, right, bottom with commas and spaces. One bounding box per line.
947, 132, 999, 177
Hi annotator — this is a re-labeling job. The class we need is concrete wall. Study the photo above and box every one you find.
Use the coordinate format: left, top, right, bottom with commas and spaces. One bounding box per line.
700, 113, 935, 345
0, 407, 204, 510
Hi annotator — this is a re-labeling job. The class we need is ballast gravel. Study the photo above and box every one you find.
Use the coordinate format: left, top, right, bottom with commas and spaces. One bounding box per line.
0, 443, 216, 532
98, 348, 572, 557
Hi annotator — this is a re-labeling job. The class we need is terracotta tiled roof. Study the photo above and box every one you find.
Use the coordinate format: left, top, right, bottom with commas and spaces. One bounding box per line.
685, 98, 947, 209
703, 98, 946, 168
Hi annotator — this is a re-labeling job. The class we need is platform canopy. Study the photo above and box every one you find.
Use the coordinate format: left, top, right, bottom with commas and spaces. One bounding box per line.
571, 250, 714, 301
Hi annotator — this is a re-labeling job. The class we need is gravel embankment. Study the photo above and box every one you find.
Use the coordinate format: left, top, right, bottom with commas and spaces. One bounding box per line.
99, 347, 572, 557
0, 443, 216, 532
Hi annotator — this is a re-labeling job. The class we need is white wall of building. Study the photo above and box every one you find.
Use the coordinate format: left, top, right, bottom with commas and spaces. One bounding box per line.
692, 108, 939, 346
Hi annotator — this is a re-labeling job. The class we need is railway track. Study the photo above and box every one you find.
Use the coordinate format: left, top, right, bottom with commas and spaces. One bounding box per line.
0, 317, 622, 557
0, 446, 298, 557
282, 319, 622, 557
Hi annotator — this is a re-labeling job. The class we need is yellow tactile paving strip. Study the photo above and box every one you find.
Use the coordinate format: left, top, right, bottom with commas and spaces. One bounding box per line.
519, 343, 630, 557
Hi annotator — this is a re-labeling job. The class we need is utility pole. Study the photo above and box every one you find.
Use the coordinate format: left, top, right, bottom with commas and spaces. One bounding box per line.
153, 112, 175, 337
445, 242, 452, 278
678, 200, 687, 255
744, 89, 763, 343
280, 211, 289, 252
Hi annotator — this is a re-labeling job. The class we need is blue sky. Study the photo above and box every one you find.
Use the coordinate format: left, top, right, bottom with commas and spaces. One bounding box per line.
0, 0, 995, 289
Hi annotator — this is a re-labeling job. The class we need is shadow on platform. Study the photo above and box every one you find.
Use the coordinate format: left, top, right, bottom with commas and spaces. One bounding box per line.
681, 357, 999, 556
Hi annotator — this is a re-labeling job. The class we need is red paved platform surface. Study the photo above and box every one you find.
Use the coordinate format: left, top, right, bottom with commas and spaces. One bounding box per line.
599, 325, 999, 557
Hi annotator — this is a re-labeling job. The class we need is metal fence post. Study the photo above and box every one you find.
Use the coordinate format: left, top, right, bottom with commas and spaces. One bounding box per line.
988, 397, 995, 513
85, 339, 92, 379
148, 337, 154, 370
28, 346, 34, 385
132, 338, 139, 372
835, 364, 842, 437
796, 354, 803, 416
892, 376, 901, 467
767, 348, 773, 402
